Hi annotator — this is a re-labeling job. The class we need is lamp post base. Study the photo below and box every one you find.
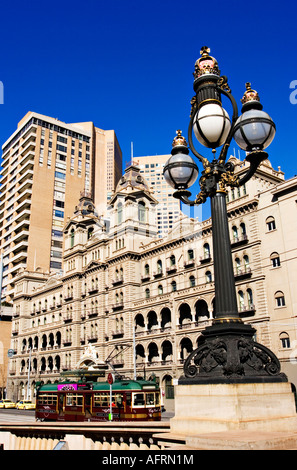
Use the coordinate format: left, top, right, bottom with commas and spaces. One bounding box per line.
169, 381, 297, 438
179, 321, 287, 385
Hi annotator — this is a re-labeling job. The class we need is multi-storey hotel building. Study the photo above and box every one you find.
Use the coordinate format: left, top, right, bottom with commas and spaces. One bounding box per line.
7, 158, 297, 412
0, 112, 122, 302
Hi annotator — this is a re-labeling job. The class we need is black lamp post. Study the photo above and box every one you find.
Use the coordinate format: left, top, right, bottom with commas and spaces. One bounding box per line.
163, 47, 286, 384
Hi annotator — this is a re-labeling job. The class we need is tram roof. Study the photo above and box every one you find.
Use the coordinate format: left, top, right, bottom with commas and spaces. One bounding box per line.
37, 379, 158, 392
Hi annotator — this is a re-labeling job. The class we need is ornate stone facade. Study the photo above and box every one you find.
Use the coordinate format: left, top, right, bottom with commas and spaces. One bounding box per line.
7, 159, 297, 411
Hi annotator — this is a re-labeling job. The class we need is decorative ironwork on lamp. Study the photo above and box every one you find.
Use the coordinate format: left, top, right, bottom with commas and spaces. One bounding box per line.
163, 47, 286, 385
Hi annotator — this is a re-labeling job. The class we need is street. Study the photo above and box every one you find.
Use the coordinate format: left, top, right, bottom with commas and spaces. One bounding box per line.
0, 409, 36, 423
0, 408, 174, 423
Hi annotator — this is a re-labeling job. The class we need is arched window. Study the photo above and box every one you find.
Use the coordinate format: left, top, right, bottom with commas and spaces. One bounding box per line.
266, 216, 276, 231
205, 271, 212, 283
157, 259, 162, 274
171, 280, 177, 292
117, 202, 123, 224
138, 201, 146, 223
247, 288, 254, 308
275, 291, 285, 307
235, 257, 241, 274
240, 223, 246, 237
232, 226, 238, 242
270, 252, 281, 268
144, 264, 150, 276
189, 275, 195, 287
280, 332, 290, 349
203, 243, 210, 259
170, 255, 176, 266
145, 288, 150, 299
243, 255, 250, 271
158, 284, 163, 296
187, 249, 194, 261
238, 290, 245, 310
70, 229, 75, 248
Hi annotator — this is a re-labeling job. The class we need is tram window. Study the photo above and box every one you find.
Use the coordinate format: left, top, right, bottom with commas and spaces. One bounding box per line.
146, 393, 155, 406
38, 394, 57, 405
116, 394, 123, 407
66, 394, 83, 407
94, 393, 123, 407
94, 393, 109, 407
133, 393, 145, 406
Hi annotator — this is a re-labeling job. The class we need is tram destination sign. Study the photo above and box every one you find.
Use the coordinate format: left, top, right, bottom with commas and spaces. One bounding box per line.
57, 383, 92, 391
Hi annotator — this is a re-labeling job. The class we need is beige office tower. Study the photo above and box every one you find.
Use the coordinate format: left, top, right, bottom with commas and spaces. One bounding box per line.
0, 112, 122, 302
133, 155, 181, 237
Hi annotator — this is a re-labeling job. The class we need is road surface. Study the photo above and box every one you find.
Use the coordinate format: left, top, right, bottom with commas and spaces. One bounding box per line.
0, 408, 174, 423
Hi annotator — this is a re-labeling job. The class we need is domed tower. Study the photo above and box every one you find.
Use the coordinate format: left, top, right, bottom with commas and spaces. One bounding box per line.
108, 164, 159, 245
64, 190, 103, 251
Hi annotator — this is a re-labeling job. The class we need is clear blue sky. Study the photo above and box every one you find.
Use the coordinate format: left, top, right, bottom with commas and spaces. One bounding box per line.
0, 0, 296, 220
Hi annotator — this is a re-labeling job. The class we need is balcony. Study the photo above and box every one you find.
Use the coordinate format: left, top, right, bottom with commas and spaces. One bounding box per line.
112, 330, 124, 339
87, 335, 98, 343
153, 271, 163, 279
200, 255, 211, 264
88, 286, 98, 295
234, 267, 252, 280
231, 234, 248, 248
112, 303, 124, 311
63, 313, 73, 323
184, 260, 195, 268
239, 304, 256, 318
166, 266, 177, 274
112, 277, 123, 286
88, 310, 98, 318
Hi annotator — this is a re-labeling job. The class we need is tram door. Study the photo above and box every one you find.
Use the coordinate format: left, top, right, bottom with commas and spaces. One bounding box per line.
58, 393, 65, 418
85, 393, 92, 418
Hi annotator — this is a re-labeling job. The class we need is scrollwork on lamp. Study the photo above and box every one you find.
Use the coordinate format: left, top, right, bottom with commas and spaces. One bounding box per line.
163, 47, 286, 384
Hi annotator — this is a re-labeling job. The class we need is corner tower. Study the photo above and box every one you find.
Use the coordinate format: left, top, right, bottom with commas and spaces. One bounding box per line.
108, 165, 159, 246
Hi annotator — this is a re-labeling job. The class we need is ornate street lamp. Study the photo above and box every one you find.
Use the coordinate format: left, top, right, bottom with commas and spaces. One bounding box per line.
163, 47, 286, 384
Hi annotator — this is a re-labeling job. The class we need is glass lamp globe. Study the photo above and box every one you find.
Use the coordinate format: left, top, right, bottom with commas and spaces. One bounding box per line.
163, 152, 198, 190
193, 103, 231, 148
233, 108, 275, 151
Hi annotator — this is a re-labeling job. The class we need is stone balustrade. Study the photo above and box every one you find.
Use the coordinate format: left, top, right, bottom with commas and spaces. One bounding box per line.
0, 421, 171, 451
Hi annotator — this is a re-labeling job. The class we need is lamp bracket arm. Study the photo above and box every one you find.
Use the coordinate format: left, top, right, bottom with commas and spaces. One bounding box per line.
173, 188, 207, 207
228, 162, 259, 187
188, 104, 210, 168
217, 85, 239, 163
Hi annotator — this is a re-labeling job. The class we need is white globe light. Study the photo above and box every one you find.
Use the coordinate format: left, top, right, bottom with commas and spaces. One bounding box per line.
163, 153, 198, 189
193, 103, 231, 148
233, 109, 275, 151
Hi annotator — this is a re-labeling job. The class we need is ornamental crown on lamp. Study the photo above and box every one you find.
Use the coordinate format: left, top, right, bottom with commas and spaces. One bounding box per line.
193, 46, 220, 80
241, 82, 260, 106
172, 129, 188, 148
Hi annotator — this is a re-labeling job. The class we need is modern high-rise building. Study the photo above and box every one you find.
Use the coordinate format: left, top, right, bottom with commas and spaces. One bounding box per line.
133, 155, 181, 238
0, 112, 122, 302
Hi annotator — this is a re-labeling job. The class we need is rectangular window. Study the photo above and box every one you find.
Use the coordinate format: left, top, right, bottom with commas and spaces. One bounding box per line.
54, 200, 65, 208
52, 230, 63, 238
57, 135, 67, 144
50, 261, 62, 269
51, 250, 62, 258
54, 209, 64, 218
38, 394, 57, 405
55, 171, 66, 180
66, 394, 83, 407
56, 144, 67, 153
